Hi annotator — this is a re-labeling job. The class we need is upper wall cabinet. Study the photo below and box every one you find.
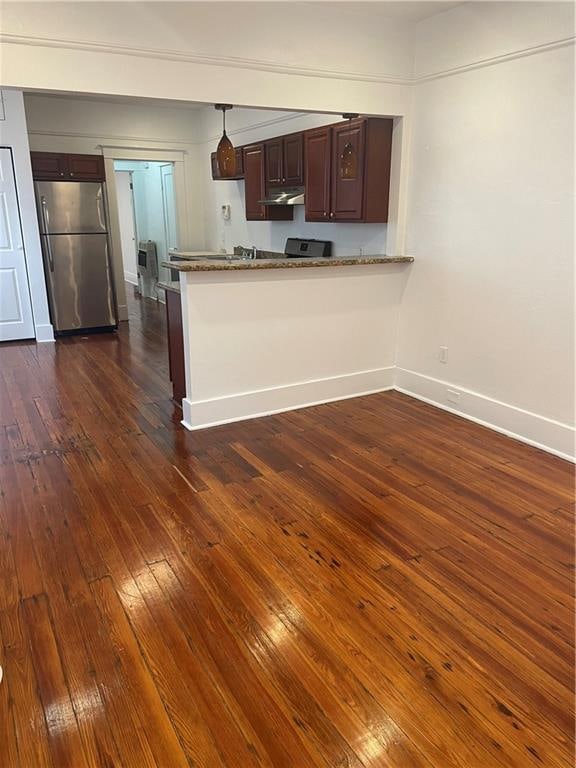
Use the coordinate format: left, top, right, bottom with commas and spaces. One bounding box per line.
243, 143, 293, 222
303, 127, 331, 222
210, 149, 244, 180
31, 152, 105, 182
305, 118, 393, 223
330, 119, 366, 221
265, 133, 304, 188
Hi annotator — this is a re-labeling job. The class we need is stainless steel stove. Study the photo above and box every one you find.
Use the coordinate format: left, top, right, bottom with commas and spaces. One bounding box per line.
284, 238, 332, 258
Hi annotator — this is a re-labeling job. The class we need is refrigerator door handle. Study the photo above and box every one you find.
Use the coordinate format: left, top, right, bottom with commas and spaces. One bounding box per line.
40, 197, 55, 272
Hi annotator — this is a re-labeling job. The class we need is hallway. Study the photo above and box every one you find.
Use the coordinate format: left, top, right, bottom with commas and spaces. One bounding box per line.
0, 291, 573, 767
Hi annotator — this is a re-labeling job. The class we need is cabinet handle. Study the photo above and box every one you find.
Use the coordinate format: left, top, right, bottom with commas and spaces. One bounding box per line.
330, 212, 334, 218
70, 172, 75, 177
59, 172, 64, 176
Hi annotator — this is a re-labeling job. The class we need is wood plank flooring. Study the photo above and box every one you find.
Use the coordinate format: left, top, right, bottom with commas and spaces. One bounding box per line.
0, 287, 574, 767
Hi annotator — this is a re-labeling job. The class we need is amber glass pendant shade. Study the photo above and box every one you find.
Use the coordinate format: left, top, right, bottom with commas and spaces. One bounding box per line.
216, 132, 236, 177
215, 104, 236, 177
340, 112, 360, 180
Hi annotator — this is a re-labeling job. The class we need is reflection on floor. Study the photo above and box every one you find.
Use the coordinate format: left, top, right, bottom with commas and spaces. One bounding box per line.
0, 286, 573, 767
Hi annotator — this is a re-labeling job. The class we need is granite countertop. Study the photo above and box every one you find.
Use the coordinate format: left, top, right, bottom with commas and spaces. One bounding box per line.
163, 255, 414, 272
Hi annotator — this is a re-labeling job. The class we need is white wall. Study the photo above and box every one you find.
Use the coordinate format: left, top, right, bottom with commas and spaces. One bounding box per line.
199, 108, 389, 256
1, 2, 416, 82
0, 90, 54, 341
0, 4, 412, 119
398, 2, 575, 458
180, 264, 408, 430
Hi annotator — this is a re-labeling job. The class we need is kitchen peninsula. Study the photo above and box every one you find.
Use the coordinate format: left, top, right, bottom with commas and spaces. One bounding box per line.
164, 254, 413, 430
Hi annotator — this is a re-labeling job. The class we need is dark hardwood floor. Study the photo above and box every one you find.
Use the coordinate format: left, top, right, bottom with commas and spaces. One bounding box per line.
0, 287, 574, 767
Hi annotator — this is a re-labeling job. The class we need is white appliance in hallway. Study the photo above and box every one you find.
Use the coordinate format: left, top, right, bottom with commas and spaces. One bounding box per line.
0, 148, 35, 341
35, 180, 117, 333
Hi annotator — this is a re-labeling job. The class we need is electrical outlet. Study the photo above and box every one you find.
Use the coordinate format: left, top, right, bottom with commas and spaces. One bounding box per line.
446, 388, 461, 404
439, 346, 448, 364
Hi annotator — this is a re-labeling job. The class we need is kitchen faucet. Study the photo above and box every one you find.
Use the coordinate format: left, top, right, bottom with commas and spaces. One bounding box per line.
233, 245, 258, 260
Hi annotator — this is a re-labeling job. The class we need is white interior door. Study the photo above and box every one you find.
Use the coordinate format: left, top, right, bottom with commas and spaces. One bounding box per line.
160, 163, 177, 284
115, 170, 138, 285
0, 147, 35, 341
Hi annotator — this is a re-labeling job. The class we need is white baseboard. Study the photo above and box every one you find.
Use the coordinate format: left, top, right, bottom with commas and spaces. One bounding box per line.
395, 367, 575, 462
117, 303, 129, 322
181, 367, 395, 431
179, 362, 575, 462
124, 271, 138, 286
35, 322, 55, 343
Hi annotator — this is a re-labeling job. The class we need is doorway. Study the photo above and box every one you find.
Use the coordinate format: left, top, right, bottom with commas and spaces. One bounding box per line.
113, 160, 178, 303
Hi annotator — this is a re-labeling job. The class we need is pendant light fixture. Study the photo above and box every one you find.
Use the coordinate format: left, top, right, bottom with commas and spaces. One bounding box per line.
340, 113, 360, 180
215, 104, 236, 177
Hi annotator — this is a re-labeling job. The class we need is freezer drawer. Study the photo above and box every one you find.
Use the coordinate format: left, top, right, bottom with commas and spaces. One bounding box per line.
42, 233, 117, 332
36, 181, 107, 234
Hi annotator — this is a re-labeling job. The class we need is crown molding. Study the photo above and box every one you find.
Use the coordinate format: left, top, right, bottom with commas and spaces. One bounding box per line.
28, 127, 193, 146
27, 111, 307, 148
0, 33, 411, 86
413, 36, 575, 83
201, 112, 309, 145
1, 32, 573, 89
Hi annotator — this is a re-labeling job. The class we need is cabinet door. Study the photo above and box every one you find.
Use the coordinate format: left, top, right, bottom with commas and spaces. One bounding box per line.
330, 120, 366, 221
265, 139, 283, 186
165, 289, 186, 404
304, 127, 331, 222
30, 152, 68, 180
244, 144, 266, 220
283, 133, 303, 186
67, 154, 105, 181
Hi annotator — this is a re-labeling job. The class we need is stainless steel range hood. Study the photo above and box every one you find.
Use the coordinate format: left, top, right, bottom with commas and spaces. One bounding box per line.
258, 186, 305, 206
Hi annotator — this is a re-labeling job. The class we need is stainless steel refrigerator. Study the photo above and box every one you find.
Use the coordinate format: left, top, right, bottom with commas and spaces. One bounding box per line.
35, 181, 117, 333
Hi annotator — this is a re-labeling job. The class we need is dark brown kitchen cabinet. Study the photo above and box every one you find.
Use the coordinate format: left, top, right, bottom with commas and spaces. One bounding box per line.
330, 119, 366, 221
244, 143, 293, 221
304, 127, 331, 222
283, 133, 304, 185
30, 152, 69, 180
67, 154, 105, 181
265, 139, 283, 186
210, 148, 244, 180
165, 288, 185, 405
30, 152, 105, 182
304, 118, 393, 223
265, 133, 303, 188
